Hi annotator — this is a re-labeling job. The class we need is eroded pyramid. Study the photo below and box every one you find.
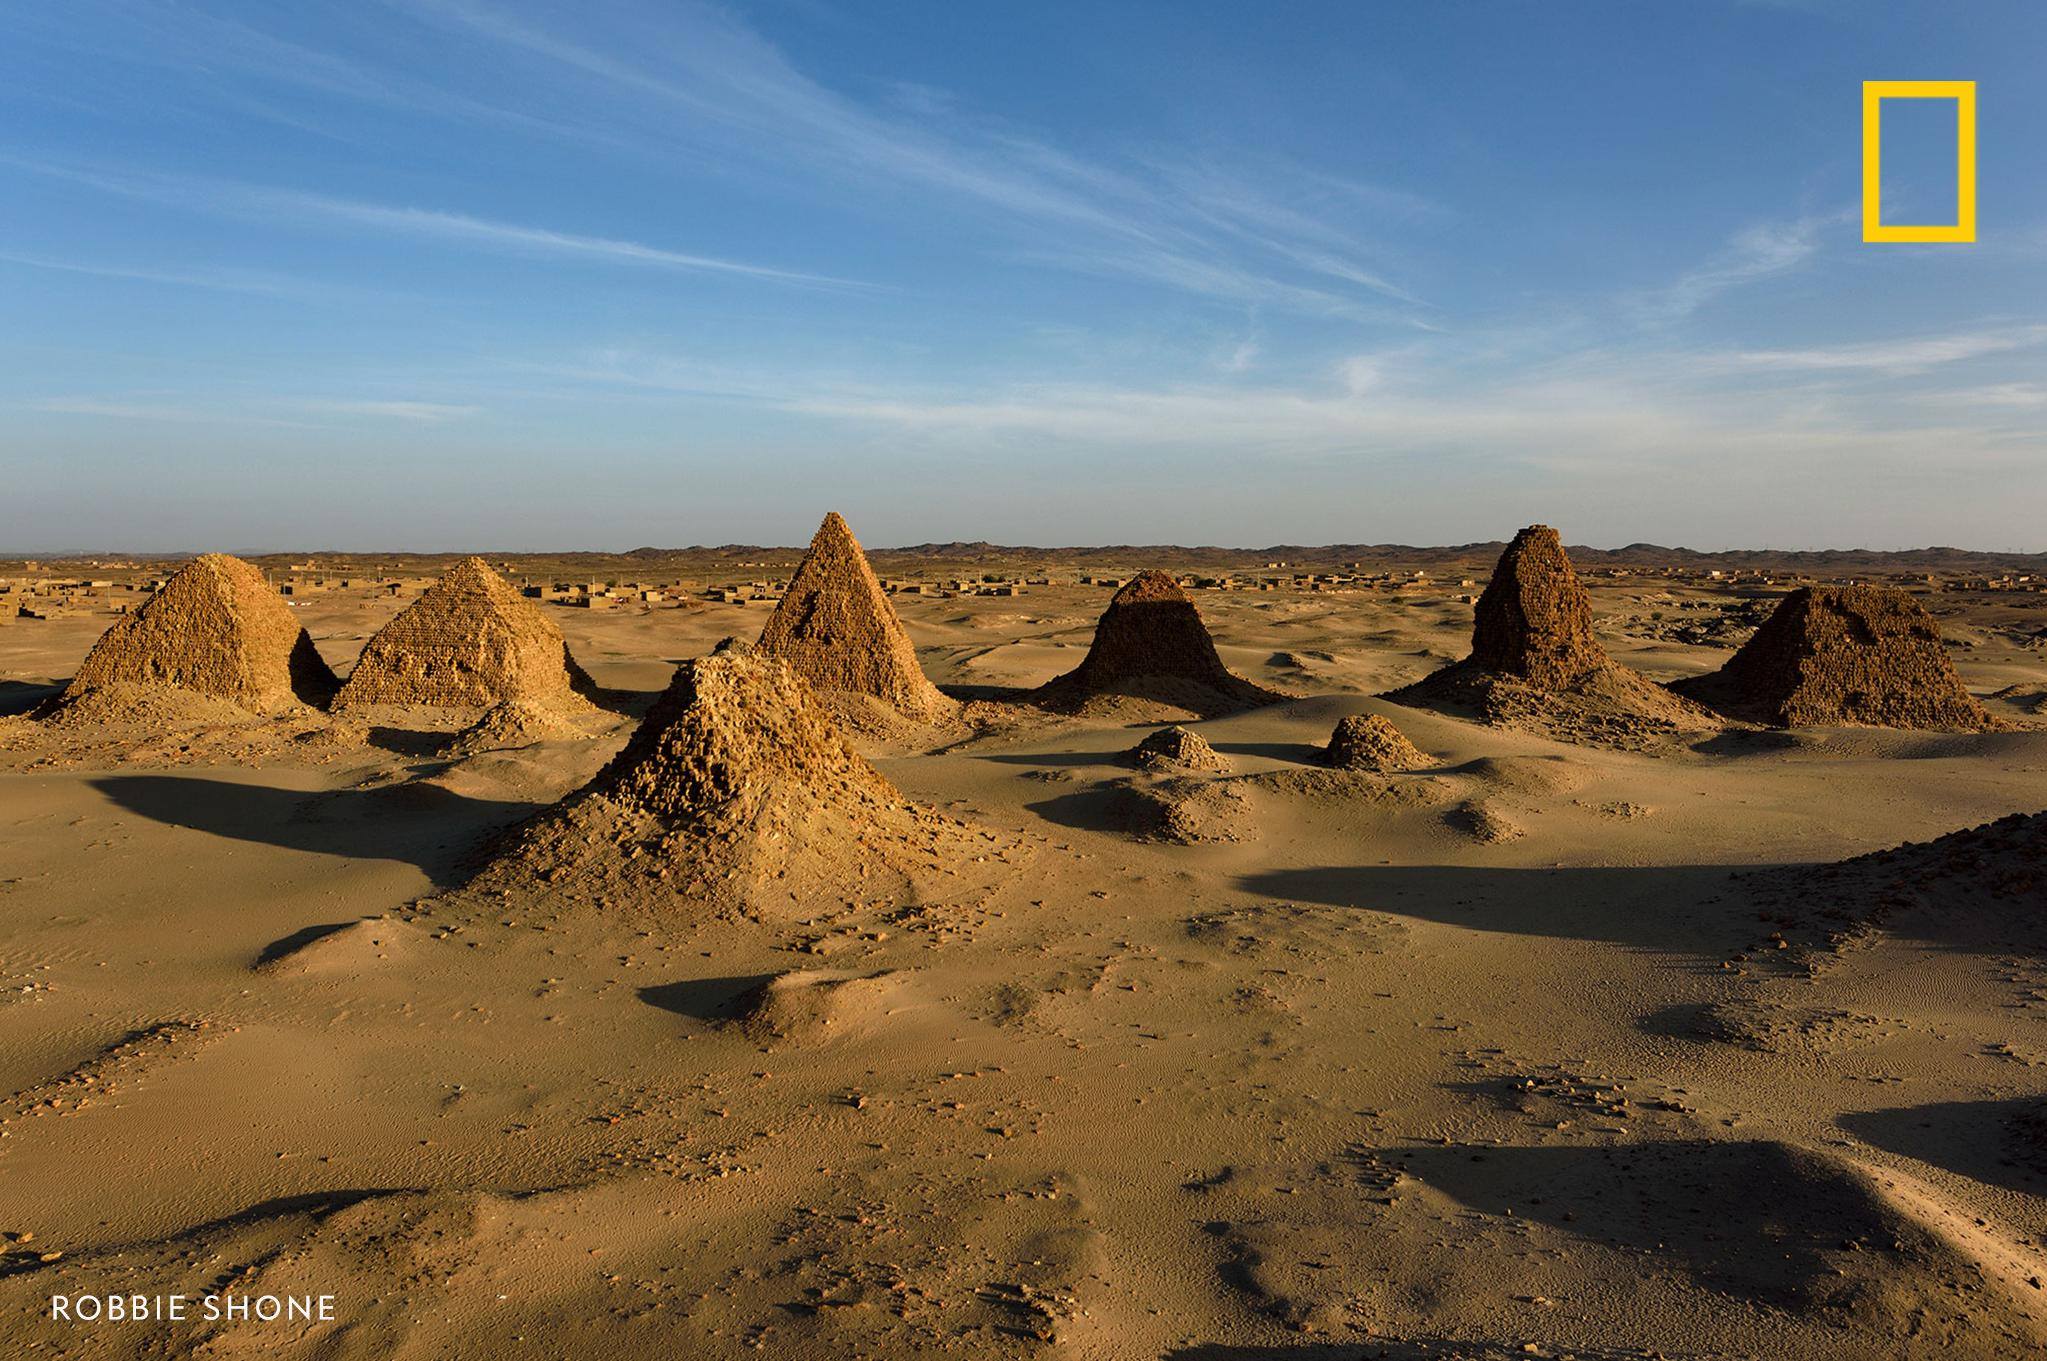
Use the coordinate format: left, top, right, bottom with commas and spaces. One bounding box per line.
63, 553, 336, 712
477, 643, 985, 909
1468, 524, 1607, 686
1388, 526, 1713, 746
755, 513, 948, 719
1037, 570, 1285, 715
1673, 585, 1990, 730
334, 558, 595, 710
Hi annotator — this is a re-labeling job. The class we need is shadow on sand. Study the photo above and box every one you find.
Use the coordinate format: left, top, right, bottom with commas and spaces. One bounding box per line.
1169, 1345, 1651, 1360
0, 680, 60, 716
1238, 862, 1765, 956
637, 974, 780, 1024
1838, 1098, 2047, 1199
91, 774, 538, 885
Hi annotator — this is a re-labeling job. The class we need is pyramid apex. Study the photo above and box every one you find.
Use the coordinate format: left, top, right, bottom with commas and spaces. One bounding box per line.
811, 511, 859, 548
1111, 569, 1191, 605
757, 511, 946, 717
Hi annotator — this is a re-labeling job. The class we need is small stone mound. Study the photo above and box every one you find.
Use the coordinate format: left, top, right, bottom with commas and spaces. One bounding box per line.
1448, 799, 1523, 844
1322, 713, 1431, 772
1037, 570, 1287, 716
1125, 725, 1228, 772
254, 917, 418, 976
1124, 776, 1254, 844
1692, 1000, 1891, 1054
62, 553, 336, 712
335, 557, 596, 710
1672, 585, 1992, 731
724, 969, 900, 1045
1387, 526, 1716, 747
438, 699, 596, 756
756, 512, 949, 720
477, 647, 988, 910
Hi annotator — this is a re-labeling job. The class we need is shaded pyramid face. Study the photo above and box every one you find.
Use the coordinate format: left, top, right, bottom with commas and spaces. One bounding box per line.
1468, 525, 1607, 686
755, 513, 947, 719
335, 558, 595, 709
1678, 585, 1989, 731
1041, 570, 1281, 713
64, 553, 336, 711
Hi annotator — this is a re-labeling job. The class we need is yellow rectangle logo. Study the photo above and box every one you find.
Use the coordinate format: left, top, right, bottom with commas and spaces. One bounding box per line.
1862, 80, 1976, 243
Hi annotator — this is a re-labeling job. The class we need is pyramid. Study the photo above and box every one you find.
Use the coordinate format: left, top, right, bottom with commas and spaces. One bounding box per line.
1037, 570, 1285, 715
334, 558, 596, 710
1388, 526, 1714, 745
478, 643, 982, 908
1468, 524, 1607, 686
1672, 585, 1990, 730
755, 513, 947, 719
63, 553, 336, 712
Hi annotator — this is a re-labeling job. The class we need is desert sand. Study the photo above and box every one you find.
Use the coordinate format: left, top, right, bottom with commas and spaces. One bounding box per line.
2, 529, 2046, 1359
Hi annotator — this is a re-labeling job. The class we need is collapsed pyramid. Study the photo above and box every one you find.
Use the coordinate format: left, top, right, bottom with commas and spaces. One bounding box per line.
1037, 570, 1284, 715
481, 643, 977, 905
1388, 525, 1712, 743
63, 553, 336, 711
755, 513, 948, 719
1673, 585, 1990, 730
335, 557, 595, 710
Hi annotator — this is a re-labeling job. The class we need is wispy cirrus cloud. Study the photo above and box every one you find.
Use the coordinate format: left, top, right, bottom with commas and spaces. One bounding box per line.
289, 399, 480, 422
28, 394, 481, 426
29, 397, 316, 428
395, 0, 1433, 320
0, 249, 318, 298
1706, 325, 2047, 374
1635, 209, 1852, 322
10, 157, 863, 288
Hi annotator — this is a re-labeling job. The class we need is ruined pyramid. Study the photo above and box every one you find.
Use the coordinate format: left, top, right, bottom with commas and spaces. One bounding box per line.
755, 513, 948, 720
1672, 585, 1991, 731
477, 643, 988, 910
62, 553, 336, 712
1037, 570, 1286, 715
1467, 524, 1607, 687
334, 558, 596, 710
1388, 525, 1713, 745
1322, 713, 1432, 772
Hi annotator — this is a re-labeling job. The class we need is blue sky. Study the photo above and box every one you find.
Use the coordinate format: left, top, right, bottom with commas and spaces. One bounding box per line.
2, 0, 2043, 551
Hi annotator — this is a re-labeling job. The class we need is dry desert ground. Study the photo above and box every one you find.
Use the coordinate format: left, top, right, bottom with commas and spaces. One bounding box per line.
2, 526, 2046, 1360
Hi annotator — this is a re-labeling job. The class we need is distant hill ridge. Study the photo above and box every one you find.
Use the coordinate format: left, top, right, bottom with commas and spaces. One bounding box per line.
11, 543, 2047, 573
